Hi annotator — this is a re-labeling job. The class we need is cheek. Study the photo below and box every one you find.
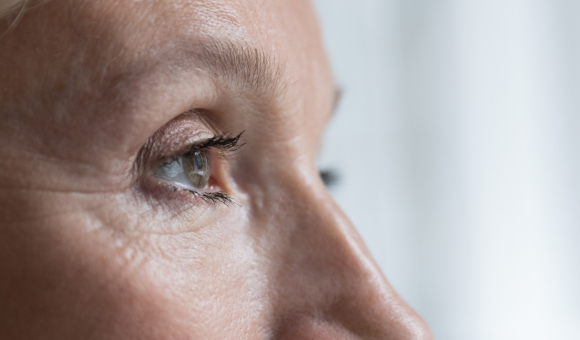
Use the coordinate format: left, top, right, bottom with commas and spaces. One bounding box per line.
0, 195, 271, 339
0, 215, 186, 339
101, 208, 273, 338
141, 221, 272, 336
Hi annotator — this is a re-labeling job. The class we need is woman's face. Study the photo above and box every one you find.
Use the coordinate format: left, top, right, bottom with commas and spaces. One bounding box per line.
0, 0, 432, 338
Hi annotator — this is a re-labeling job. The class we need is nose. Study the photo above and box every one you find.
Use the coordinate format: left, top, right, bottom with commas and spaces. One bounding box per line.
266, 181, 433, 339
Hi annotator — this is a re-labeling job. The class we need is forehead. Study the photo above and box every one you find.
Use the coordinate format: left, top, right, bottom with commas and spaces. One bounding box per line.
56, 0, 331, 89
0, 0, 335, 167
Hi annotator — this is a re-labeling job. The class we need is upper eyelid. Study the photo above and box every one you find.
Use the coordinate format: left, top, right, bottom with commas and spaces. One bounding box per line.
157, 131, 245, 168
133, 121, 244, 181
185, 131, 246, 154
181, 132, 245, 164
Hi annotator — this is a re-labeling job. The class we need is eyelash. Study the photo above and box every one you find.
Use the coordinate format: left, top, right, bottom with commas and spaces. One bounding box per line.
146, 129, 338, 207
185, 131, 245, 155
169, 186, 238, 206
156, 131, 245, 206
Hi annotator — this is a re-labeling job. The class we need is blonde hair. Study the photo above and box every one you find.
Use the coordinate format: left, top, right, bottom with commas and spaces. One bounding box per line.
0, 0, 26, 18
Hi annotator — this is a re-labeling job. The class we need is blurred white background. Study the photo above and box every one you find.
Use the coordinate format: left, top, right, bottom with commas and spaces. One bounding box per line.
314, 0, 580, 339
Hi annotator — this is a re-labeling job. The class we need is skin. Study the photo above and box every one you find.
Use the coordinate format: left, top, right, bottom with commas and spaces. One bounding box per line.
0, 0, 433, 339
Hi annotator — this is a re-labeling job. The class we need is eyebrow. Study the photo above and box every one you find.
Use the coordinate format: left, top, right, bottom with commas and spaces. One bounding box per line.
128, 39, 339, 118
167, 39, 287, 99
196, 41, 342, 117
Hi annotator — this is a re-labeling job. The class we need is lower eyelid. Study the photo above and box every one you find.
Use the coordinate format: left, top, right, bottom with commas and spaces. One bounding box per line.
141, 170, 234, 208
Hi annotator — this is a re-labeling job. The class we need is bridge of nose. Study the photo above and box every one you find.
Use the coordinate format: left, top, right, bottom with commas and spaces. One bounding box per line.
254, 182, 433, 339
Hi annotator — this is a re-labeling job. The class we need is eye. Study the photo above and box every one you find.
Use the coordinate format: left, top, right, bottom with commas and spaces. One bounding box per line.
319, 168, 339, 188
153, 149, 212, 190
140, 131, 244, 206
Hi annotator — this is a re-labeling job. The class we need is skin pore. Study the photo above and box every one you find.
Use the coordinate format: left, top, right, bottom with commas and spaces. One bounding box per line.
0, 0, 433, 339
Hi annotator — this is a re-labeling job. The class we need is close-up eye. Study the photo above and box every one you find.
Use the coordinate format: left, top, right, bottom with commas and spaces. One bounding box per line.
153, 149, 212, 190
140, 130, 245, 206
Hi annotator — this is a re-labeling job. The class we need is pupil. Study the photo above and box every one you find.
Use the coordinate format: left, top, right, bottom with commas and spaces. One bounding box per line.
194, 151, 204, 171
182, 149, 211, 189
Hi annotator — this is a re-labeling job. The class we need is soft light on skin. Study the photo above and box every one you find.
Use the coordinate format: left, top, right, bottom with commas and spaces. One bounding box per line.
0, 0, 433, 339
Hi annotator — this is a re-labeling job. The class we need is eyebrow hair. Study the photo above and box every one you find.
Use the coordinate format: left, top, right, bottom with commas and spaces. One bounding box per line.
121, 38, 339, 121
169, 39, 287, 99
184, 41, 344, 118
